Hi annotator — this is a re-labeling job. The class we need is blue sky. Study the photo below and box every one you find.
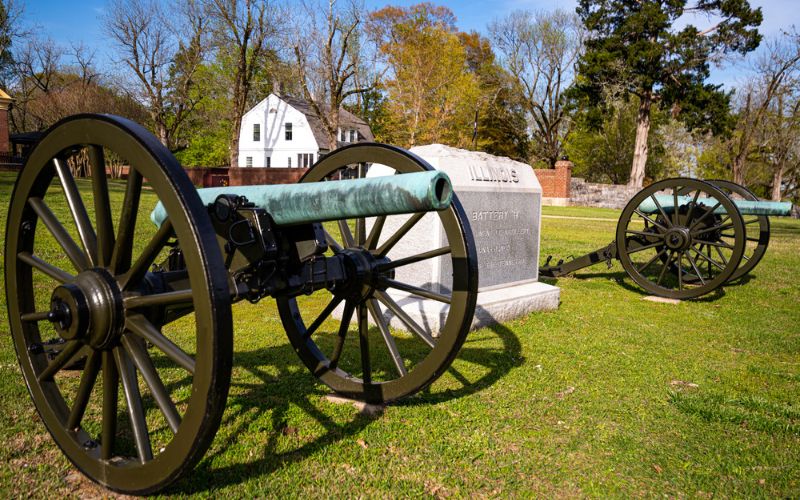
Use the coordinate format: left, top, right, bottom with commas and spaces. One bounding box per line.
18, 0, 800, 89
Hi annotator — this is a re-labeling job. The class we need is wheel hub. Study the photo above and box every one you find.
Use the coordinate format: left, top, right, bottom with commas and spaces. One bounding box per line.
664, 227, 692, 251
49, 268, 124, 349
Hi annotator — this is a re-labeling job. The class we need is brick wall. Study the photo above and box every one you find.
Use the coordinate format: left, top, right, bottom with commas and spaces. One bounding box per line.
228, 167, 308, 186
534, 159, 572, 199
0, 107, 9, 154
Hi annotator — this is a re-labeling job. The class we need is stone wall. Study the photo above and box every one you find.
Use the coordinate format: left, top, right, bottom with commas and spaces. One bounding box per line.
569, 177, 640, 209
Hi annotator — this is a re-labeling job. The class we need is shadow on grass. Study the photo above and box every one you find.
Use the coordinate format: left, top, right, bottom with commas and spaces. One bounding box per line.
169, 315, 521, 494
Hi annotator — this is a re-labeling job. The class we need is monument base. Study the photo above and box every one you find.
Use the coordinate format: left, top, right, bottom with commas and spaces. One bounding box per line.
375, 281, 560, 336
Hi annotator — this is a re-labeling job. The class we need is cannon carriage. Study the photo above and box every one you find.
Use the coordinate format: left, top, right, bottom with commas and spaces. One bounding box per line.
540, 178, 793, 299
4, 114, 478, 494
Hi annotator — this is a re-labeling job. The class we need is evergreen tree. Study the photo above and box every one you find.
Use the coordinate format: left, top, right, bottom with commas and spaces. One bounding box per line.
574, 0, 762, 187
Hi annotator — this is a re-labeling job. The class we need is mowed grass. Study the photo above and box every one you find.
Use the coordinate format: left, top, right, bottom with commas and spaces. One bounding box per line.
0, 170, 798, 497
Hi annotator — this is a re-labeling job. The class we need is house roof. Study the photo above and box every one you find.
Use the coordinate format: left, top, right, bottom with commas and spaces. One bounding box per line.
0, 88, 11, 101
279, 95, 374, 150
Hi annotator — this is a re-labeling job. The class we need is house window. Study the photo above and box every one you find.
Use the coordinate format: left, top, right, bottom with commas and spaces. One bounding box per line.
297, 153, 314, 168
253, 123, 260, 142
266, 156, 271, 168
340, 129, 346, 142
287, 157, 291, 168
245, 156, 253, 168
349, 129, 356, 142
285, 122, 293, 140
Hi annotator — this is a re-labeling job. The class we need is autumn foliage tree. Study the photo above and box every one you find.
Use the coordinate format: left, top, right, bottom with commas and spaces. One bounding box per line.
574, 0, 762, 188
367, 4, 479, 148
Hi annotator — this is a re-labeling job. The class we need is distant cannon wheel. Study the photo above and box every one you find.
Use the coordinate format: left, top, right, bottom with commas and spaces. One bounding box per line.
707, 179, 770, 281
4, 115, 232, 494
277, 144, 478, 404
616, 178, 746, 299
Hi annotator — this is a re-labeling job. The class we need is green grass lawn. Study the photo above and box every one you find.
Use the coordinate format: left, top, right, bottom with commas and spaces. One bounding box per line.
0, 171, 798, 497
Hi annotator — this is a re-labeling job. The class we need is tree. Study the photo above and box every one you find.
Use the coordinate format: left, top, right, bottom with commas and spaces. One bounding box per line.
203, 0, 280, 167
566, 96, 667, 184
489, 9, 582, 167
575, 0, 762, 188
103, 0, 207, 150
293, 0, 376, 151
8, 36, 146, 133
367, 3, 479, 148
726, 33, 800, 187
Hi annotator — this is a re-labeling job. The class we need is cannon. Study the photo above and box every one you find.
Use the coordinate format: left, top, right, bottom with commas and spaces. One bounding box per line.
540, 178, 793, 299
4, 114, 478, 494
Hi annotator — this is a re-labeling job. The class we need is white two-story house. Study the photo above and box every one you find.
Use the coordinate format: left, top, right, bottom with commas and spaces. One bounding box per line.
238, 93, 374, 168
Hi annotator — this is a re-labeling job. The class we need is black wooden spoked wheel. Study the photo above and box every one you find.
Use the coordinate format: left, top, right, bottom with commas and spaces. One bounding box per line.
616, 178, 746, 299
5, 115, 232, 494
276, 143, 478, 404
707, 179, 769, 281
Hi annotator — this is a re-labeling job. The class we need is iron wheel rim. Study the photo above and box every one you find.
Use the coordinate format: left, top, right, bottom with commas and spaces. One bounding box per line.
277, 143, 478, 404
4, 114, 232, 494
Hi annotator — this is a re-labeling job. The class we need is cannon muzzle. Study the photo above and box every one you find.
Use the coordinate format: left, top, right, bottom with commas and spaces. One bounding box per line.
151, 170, 453, 227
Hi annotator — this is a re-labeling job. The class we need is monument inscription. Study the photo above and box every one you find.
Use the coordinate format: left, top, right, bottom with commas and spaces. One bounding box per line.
362, 144, 559, 333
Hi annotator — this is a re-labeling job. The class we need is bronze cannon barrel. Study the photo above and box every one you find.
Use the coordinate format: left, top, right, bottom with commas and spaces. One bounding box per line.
151, 170, 453, 227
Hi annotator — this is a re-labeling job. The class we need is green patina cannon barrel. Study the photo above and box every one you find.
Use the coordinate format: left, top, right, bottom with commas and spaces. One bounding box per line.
151, 169, 452, 227
638, 195, 793, 216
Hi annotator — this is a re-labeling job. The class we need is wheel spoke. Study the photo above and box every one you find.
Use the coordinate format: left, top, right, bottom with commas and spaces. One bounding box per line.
380, 278, 451, 304
122, 333, 181, 434
338, 220, 355, 248
377, 246, 451, 272
745, 218, 761, 225
18, 251, 74, 283
126, 314, 196, 374
633, 209, 669, 232
713, 244, 729, 266
650, 195, 673, 228
114, 346, 153, 463
28, 197, 90, 271
683, 189, 702, 226
329, 300, 355, 370
54, 157, 98, 266
626, 230, 664, 239
66, 350, 101, 430
376, 212, 425, 257
374, 290, 436, 348
101, 350, 118, 460
355, 218, 366, 246
672, 189, 680, 226
124, 289, 194, 310
367, 299, 407, 377
111, 169, 143, 274
626, 241, 665, 255
21, 310, 54, 322
36, 340, 82, 382
636, 247, 668, 273
694, 238, 734, 249
677, 253, 683, 291
656, 251, 674, 286
357, 304, 371, 384
324, 230, 343, 253
302, 295, 344, 340
685, 252, 706, 286
89, 145, 115, 267
691, 247, 725, 271
119, 219, 174, 290
688, 202, 722, 231
365, 215, 386, 250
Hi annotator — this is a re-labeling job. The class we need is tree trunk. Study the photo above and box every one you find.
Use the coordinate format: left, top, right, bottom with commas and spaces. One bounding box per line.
629, 93, 652, 188
732, 155, 746, 186
771, 166, 784, 201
